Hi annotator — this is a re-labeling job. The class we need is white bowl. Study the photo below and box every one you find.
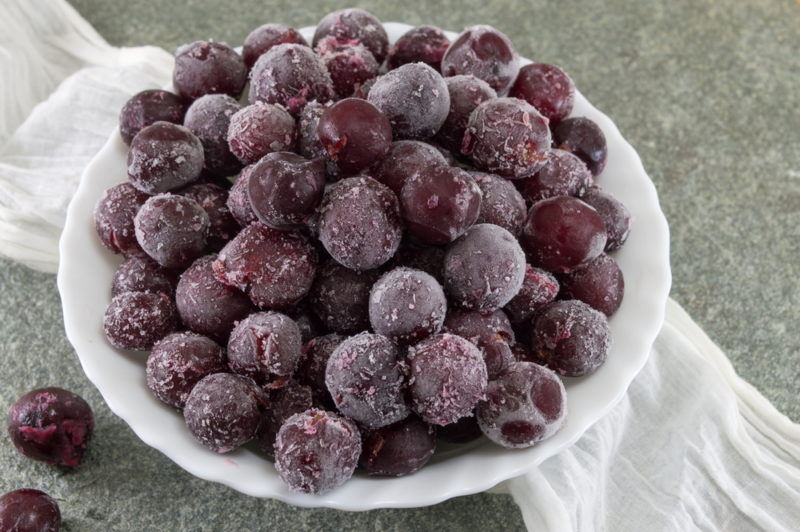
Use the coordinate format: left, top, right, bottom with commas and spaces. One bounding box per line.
58, 22, 671, 510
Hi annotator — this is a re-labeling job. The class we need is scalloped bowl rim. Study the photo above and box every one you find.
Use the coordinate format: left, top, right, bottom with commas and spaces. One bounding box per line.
58, 22, 671, 510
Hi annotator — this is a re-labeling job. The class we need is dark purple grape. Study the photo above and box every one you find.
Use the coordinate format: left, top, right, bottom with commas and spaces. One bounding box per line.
387, 26, 450, 71
443, 308, 515, 344
367, 63, 450, 140
390, 240, 446, 283
298, 333, 344, 405
559, 253, 624, 316
183, 94, 242, 178
227, 102, 296, 165
369, 267, 447, 344
176, 255, 254, 342
471, 171, 527, 236
111, 255, 176, 297
289, 306, 324, 344
6, 388, 93, 468
247, 152, 326, 229
372, 140, 448, 195
243, 24, 308, 70
134, 193, 209, 269
312, 8, 389, 63
400, 165, 482, 245
104, 291, 178, 350
552, 117, 608, 176
317, 39, 379, 99
317, 98, 392, 175
214, 223, 318, 309
325, 333, 409, 429
444, 224, 526, 311
296, 101, 330, 160
520, 196, 607, 273
438, 415, 482, 444
0, 489, 61, 532
119, 89, 186, 145
517, 149, 592, 203
181, 183, 238, 251
256, 382, 314, 457
226, 167, 258, 227
359, 416, 436, 476
476, 361, 566, 448
504, 264, 560, 326
474, 333, 516, 380
318, 176, 402, 271
146, 331, 226, 409
434, 75, 496, 153
274, 408, 361, 494
127, 121, 204, 194
532, 300, 610, 377
509, 63, 575, 126
579, 186, 632, 251
407, 333, 488, 426
309, 261, 378, 333
94, 183, 149, 256
226, 311, 303, 385
462, 97, 551, 179
173, 41, 247, 100
184, 373, 265, 453
441, 25, 520, 95
249, 43, 334, 115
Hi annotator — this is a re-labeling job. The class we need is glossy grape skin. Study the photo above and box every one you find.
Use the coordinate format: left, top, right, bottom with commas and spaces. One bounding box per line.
509, 63, 575, 126
183, 94, 242, 179
317, 98, 392, 175
471, 171, 527, 236
227, 102, 296, 165
0, 489, 61, 532
127, 121, 205, 194
173, 40, 247, 100
504, 264, 560, 326
552, 117, 608, 176
400, 165, 482, 245
317, 176, 402, 271
312, 8, 389, 63
441, 25, 520, 95
6, 388, 94, 468
462, 97, 551, 179
309, 261, 378, 333
520, 196, 607, 273
247, 152, 326, 229
559, 253, 625, 316
372, 140, 448, 196
243, 24, 308, 70
531, 300, 610, 377
359, 416, 436, 477
111, 255, 176, 297
227, 311, 303, 385
367, 63, 450, 140
181, 183, 239, 251
134, 193, 209, 269
387, 25, 450, 72
579, 186, 632, 251
517, 149, 593, 203
94, 183, 149, 256
119, 89, 186, 145
176, 255, 254, 343
146, 331, 227, 409
103, 291, 178, 351
443, 223, 526, 312
317, 40, 379, 99
476, 361, 567, 448
213, 223, 318, 309
434, 75, 497, 153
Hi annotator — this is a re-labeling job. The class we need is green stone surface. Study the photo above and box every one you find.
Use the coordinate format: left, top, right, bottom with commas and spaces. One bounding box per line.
1, 0, 797, 530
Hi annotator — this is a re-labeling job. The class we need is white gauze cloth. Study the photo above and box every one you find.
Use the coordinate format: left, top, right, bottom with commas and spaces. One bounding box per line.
1, 2, 798, 530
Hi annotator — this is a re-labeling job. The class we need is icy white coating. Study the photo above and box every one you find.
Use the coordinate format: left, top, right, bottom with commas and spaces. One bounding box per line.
93, 183, 148, 255
111, 255, 175, 297
127, 121, 205, 194
226, 166, 258, 227
103, 291, 177, 351
519, 148, 593, 202
443, 223, 526, 312
173, 41, 247, 100
134, 193, 210, 269
226, 101, 296, 165
441, 25, 520, 95
317, 39, 379, 99
504, 264, 559, 326
181, 183, 238, 250
311, 8, 389, 63
226, 311, 303, 383
183, 94, 241, 176
435, 74, 496, 152
325, 332, 410, 429
367, 62, 450, 140
476, 361, 567, 449
183, 373, 264, 454
471, 171, 527, 236
368, 267, 447, 344
274, 408, 361, 494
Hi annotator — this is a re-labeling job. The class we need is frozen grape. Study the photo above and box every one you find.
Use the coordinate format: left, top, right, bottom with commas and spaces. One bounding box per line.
111, 255, 176, 297
372, 140, 447, 195
312, 8, 389, 63
504, 264, 560, 326
435, 75, 496, 153
579, 186, 632, 251
317, 98, 392, 175
474, 333, 516, 380
127, 121, 204, 194
119, 89, 186, 145
183, 94, 242, 178
94, 183, 149, 256
298, 333, 345, 405
443, 308, 515, 345
134, 193, 209, 269
181, 183, 238, 251
359, 416, 436, 477
256, 382, 314, 457
509, 63, 575, 126
552, 117, 607, 176
0, 489, 61, 532
173, 40, 247, 100
387, 26, 450, 72
7, 387, 93, 468
227, 311, 303, 384
559, 253, 624, 316
226, 167, 258, 227
104, 291, 178, 350
309, 261, 378, 333
325, 333, 410, 429
317, 39, 379, 99
517, 149, 592, 203
227, 102, 296, 165
243, 24, 308, 70
296, 101, 329, 160
471, 171, 527, 236
146, 331, 226, 409
441, 25, 520, 95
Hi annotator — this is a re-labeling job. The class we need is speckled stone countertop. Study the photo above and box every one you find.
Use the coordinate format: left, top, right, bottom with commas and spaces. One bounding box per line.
1, 0, 797, 530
